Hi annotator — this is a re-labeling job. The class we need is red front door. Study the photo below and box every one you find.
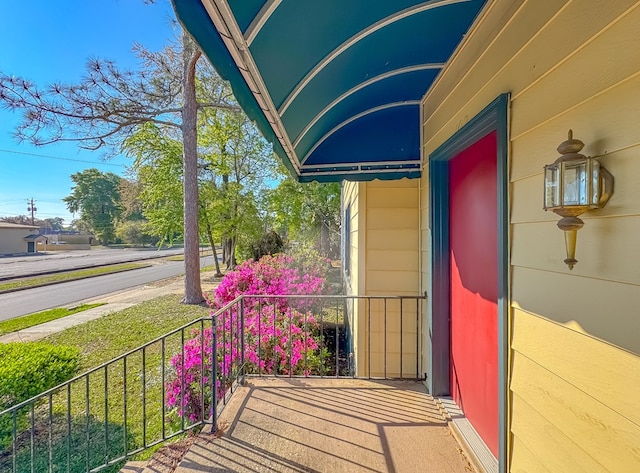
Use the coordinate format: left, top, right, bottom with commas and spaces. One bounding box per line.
449, 131, 498, 456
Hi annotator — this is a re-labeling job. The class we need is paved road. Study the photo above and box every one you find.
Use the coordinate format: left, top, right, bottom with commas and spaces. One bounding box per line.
0, 256, 217, 321
0, 247, 189, 279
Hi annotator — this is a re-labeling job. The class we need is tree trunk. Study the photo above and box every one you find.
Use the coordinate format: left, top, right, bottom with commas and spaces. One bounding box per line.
221, 236, 228, 265
204, 217, 223, 277
223, 237, 232, 269
320, 215, 330, 257
181, 32, 204, 304
228, 235, 237, 269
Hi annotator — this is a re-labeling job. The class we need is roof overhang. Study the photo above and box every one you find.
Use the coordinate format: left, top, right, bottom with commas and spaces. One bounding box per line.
172, 0, 487, 182
23, 234, 47, 242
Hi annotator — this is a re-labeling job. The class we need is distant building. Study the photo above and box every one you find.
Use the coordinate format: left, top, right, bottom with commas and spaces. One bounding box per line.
0, 222, 47, 255
37, 230, 94, 251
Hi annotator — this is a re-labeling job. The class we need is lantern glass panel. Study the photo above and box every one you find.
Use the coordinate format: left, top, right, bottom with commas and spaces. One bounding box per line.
544, 165, 560, 208
591, 159, 600, 206
562, 160, 588, 206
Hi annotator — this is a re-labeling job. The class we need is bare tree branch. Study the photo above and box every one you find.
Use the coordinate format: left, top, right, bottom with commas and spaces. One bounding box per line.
0, 39, 238, 152
0, 31, 243, 304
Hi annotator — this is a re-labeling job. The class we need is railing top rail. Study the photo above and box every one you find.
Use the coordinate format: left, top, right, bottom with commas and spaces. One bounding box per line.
238, 294, 427, 300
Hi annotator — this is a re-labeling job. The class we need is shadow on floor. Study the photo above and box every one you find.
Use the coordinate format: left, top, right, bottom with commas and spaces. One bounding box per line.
175, 378, 474, 473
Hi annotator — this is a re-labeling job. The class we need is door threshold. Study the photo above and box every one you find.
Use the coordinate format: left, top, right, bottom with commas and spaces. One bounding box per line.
437, 397, 498, 473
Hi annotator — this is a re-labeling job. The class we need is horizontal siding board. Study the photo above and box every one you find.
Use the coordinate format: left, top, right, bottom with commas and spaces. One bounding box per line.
364, 290, 421, 297
366, 208, 418, 230
343, 181, 358, 203
512, 309, 640, 427
367, 229, 418, 251
366, 250, 419, 272
424, 0, 638, 157
511, 266, 640, 354
510, 437, 552, 473
424, 0, 564, 132
511, 73, 640, 182
366, 270, 419, 293
510, 175, 552, 224
364, 178, 418, 189
511, 4, 640, 139
510, 392, 609, 473
366, 188, 418, 209
511, 217, 640, 285
422, 0, 529, 124
511, 355, 640, 472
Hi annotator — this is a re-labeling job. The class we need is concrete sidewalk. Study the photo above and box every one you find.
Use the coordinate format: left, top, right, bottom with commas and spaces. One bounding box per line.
0, 275, 216, 343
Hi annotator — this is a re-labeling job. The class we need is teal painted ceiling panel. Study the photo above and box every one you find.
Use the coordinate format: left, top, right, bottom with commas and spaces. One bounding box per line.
294, 69, 439, 161
172, 0, 487, 182
303, 105, 421, 166
227, 0, 264, 32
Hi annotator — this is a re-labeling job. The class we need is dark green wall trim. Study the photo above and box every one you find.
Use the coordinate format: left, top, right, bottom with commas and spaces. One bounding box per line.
428, 93, 509, 472
428, 159, 450, 396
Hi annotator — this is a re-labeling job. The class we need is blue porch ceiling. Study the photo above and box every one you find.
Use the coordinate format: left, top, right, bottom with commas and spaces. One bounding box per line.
172, 0, 487, 182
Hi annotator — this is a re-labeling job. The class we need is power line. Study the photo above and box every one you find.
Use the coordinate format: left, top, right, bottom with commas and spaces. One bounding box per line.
0, 148, 126, 167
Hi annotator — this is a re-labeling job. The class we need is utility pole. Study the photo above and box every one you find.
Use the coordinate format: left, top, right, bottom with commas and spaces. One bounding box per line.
27, 198, 37, 225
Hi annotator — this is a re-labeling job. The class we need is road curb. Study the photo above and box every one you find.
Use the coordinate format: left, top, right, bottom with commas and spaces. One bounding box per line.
0, 264, 152, 295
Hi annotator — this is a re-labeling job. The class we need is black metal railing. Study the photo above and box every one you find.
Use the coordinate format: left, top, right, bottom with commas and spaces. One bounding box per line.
0, 294, 425, 472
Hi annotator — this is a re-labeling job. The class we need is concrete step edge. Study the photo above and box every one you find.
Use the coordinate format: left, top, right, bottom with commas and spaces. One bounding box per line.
119, 460, 147, 473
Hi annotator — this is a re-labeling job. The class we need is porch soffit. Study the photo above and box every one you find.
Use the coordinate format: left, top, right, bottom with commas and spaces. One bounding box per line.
172, 0, 487, 182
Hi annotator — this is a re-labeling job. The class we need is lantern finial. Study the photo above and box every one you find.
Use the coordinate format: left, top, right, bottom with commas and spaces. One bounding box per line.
557, 129, 584, 155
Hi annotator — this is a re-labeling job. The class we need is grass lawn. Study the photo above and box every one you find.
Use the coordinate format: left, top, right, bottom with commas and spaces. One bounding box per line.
0, 262, 151, 293
0, 304, 105, 335
43, 294, 211, 368
1, 295, 212, 473
166, 249, 214, 261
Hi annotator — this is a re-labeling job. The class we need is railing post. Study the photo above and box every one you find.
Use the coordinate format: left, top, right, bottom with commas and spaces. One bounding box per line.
211, 315, 218, 433
240, 297, 245, 384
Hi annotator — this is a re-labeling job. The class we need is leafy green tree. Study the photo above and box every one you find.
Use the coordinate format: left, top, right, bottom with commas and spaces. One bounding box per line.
0, 31, 238, 304
63, 169, 123, 244
118, 177, 145, 221
115, 220, 158, 246
43, 217, 65, 231
268, 173, 341, 258
124, 123, 184, 247
0, 215, 62, 229
199, 109, 277, 267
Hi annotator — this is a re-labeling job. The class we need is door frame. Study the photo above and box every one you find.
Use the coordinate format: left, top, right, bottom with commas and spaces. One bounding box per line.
428, 93, 509, 471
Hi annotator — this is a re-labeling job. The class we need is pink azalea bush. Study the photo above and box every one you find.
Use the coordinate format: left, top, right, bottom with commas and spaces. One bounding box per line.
165, 251, 329, 423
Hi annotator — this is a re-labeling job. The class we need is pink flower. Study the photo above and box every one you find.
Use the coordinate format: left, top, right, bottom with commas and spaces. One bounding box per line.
166, 250, 330, 422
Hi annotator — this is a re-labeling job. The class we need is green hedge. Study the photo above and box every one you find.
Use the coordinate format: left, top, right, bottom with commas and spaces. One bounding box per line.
0, 342, 80, 410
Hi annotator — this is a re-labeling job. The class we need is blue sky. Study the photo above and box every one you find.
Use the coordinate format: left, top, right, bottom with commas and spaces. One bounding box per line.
0, 0, 176, 223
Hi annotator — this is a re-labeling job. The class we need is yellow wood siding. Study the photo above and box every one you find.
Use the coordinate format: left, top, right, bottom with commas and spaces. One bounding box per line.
421, 0, 640, 470
364, 179, 419, 296
345, 179, 421, 377
511, 313, 640, 472
342, 180, 361, 296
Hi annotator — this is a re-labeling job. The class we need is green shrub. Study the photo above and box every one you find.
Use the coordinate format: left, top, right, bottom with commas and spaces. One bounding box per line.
0, 342, 80, 410
251, 230, 285, 260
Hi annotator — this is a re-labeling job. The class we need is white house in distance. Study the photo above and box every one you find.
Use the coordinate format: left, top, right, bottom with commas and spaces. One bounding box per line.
0, 222, 46, 255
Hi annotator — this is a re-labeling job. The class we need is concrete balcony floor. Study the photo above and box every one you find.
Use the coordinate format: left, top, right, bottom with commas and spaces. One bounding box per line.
175, 378, 474, 473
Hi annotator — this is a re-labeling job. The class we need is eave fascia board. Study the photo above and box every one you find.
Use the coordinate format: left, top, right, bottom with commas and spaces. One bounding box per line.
201, 0, 302, 174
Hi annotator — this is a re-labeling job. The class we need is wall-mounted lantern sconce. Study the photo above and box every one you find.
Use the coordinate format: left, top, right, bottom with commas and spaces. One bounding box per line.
543, 130, 613, 270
